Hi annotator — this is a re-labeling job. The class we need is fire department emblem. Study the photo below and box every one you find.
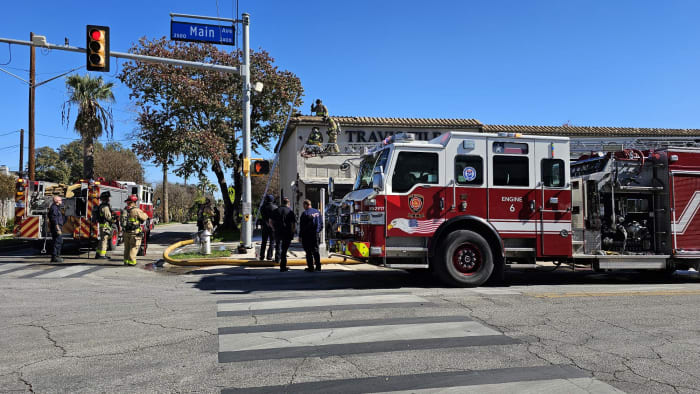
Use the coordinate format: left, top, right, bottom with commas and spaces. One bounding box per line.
408, 194, 424, 213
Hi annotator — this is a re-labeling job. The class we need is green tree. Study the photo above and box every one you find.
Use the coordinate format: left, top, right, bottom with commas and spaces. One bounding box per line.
62, 74, 115, 180
94, 142, 145, 183
118, 37, 303, 230
35, 147, 70, 183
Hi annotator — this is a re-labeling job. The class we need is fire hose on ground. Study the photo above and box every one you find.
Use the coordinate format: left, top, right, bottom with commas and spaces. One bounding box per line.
162, 239, 366, 267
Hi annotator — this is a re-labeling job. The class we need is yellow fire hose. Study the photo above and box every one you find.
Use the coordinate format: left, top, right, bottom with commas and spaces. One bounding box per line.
163, 239, 366, 267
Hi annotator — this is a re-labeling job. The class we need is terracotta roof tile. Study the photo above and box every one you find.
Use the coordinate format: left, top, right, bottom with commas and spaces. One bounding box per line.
287, 115, 700, 138
289, 115, 483, 128
483, 124, 700, 137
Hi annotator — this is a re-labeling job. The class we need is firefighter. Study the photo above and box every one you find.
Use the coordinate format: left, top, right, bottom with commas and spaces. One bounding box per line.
305, 127, 324, 155
299, 199, 323, 272
199, 198, 216, 233
48, 195, 65, 263
310, 99, 328, 117
95, 191, 113, 259
121, 195, 148, 266
324, 116, 340, 153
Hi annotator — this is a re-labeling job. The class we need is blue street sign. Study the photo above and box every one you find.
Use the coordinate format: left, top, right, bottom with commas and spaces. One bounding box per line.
170, 21, 235, 46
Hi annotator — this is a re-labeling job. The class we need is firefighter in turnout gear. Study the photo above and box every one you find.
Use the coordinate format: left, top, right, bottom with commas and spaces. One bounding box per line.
324, 116, 340, 153
305, 127, 324, 155
121, 195, 148, 266
95, 191, 113, 259
310, 99, 328, 117
199, 199, 216, 233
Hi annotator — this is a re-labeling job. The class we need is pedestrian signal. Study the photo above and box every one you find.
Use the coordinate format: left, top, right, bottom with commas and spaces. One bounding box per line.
86, 25, 110, 72
251, 160, 270, 176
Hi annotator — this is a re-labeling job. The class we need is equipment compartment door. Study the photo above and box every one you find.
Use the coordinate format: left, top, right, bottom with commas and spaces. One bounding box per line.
536, 141, 572, 257
671, 172, 700, 257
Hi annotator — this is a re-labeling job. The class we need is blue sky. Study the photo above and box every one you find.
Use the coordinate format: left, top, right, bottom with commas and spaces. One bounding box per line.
1, 1, 699, 191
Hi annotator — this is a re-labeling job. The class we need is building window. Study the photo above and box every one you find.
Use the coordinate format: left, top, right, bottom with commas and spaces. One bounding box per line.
541, 159, 565, 187
493, 156, 529, 187
493, 142, 528, 154
455, 155, 483, 185
392, 152, 439, 193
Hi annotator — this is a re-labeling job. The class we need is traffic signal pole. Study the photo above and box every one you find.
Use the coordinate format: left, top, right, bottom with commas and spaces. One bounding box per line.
1, 20, 254, 246
240, 13, 253, 249
28, 32, 35, 181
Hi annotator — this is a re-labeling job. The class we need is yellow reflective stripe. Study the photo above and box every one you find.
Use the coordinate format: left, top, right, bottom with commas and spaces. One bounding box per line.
354, 242, 370, 257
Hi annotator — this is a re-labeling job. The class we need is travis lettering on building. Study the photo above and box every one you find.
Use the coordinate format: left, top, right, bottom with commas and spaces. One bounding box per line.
344, 130, 443, 143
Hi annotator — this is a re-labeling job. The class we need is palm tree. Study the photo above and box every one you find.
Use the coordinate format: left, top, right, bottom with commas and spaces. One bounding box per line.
62, 74, 115, 180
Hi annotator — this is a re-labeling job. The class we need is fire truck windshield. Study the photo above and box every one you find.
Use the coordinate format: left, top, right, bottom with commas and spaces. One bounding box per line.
353, 149, 389, 191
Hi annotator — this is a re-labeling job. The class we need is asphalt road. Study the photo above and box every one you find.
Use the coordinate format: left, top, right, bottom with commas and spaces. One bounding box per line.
1, 224, 700, 393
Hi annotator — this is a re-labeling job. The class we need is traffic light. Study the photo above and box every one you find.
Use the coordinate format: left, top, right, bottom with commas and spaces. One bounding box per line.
250, 159, 270, 176
15, 179, 25, 197
86, 25, 110, 72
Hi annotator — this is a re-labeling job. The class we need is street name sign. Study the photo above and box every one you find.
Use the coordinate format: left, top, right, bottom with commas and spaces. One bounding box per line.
170, 21, 235, 45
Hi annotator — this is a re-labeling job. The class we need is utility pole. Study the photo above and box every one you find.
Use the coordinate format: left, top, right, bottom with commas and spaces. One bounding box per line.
240, 13, 253, 249
28, 32, 36, 181
19, 128, 24, 177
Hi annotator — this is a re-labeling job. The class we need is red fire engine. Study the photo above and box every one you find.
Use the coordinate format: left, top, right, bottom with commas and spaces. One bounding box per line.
329, 131, 700, 287
14, 178, 156, 255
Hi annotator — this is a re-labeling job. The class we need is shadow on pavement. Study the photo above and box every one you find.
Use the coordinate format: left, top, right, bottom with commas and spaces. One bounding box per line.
187, 264, 700, 294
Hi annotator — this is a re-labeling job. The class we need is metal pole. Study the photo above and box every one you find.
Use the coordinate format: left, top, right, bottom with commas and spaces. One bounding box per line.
0, 38, 240, 75
19, 129, 24, 178
28, 32, 35, 181
240, 13, 252, 249
319, 188, 327, 258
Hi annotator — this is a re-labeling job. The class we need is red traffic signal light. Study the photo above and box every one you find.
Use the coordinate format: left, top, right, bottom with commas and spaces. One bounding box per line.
250, 160, 270, 176
86, 25, 110, 72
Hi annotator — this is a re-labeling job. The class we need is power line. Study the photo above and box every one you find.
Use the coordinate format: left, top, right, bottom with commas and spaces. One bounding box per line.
0, 130, 19, 137
0, 144, 19, 150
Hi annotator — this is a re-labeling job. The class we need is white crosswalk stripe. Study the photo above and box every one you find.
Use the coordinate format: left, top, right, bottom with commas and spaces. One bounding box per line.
0, 263, 106, 279
215, 290, 622, 393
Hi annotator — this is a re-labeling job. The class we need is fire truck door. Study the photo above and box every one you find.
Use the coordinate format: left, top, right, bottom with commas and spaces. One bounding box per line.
535, 141, 572, 256
445, 139, 488, 221
487, 139, 538, 241
385, 150, 446, 238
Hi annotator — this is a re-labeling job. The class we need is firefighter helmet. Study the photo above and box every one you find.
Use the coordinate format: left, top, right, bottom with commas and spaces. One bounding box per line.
124, 194, 138, 203
100, 191, 111, 200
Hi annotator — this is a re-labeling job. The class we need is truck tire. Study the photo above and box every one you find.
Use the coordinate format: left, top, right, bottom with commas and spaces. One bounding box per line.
137, 232, 148, 256
434, 230, 494, 287
107, 228, 118, 251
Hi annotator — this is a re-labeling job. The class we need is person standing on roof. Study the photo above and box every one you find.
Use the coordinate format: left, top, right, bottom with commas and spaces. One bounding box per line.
324, 116, 340, 153
48, 195, 65, 263
299, 199, 323, 272
310, 99, 328, 117
121, 195, 148, 266
95, 191, 113, 259
259, 194, 278, 261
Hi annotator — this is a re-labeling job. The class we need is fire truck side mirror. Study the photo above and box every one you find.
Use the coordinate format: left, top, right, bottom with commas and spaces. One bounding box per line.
372, 167, 385, 191
155, 198, 161, 207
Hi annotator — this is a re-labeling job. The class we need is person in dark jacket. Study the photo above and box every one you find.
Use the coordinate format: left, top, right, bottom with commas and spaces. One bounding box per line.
299, 199, 323, 272
272, 197, 296, 272
259, 194, 278, 261
48, 195, 66, 262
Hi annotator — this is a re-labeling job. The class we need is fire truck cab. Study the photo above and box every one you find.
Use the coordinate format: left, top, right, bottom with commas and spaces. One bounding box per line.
329, 131, 700, 287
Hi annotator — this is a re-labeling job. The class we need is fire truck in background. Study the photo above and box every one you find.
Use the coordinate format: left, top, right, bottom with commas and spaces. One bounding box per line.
14, 178, 156, 255
328, 131, 700, 287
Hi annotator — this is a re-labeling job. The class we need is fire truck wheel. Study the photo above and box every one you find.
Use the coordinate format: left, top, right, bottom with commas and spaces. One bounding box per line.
435, 230, 493, 287
107, 229, 118, 251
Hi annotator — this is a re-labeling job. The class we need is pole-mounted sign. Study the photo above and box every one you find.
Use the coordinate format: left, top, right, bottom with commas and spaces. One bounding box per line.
170, 20, 235, 46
